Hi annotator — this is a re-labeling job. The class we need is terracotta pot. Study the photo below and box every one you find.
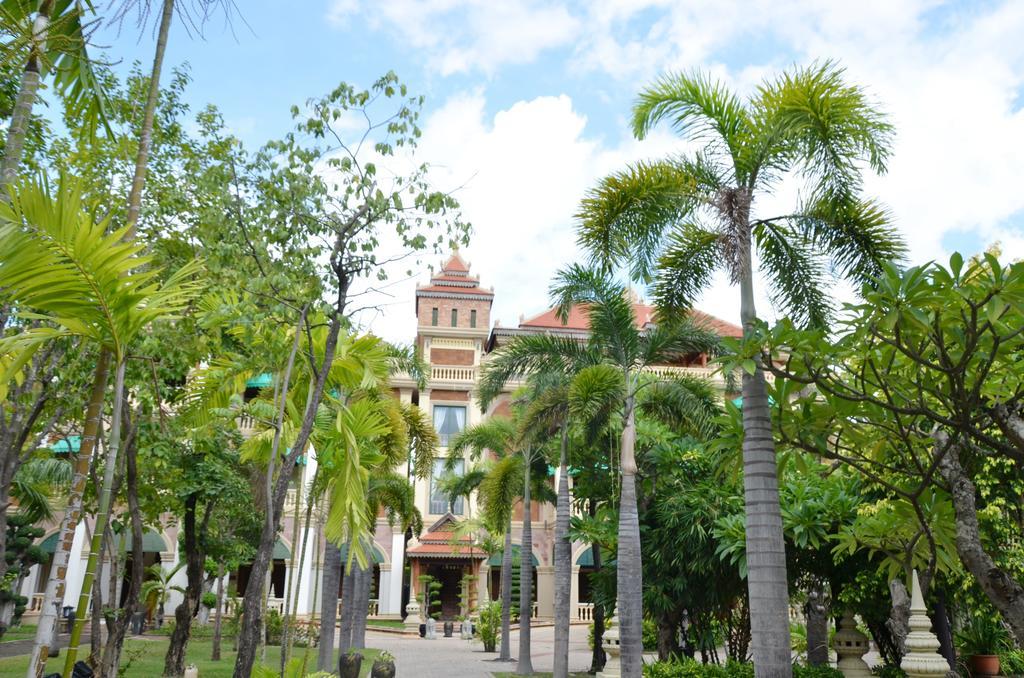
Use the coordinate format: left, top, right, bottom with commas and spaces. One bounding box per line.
969, 654, 1000, 677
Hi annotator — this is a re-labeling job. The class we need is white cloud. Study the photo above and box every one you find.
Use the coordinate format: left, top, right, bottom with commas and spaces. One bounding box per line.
328, 0, 581, 75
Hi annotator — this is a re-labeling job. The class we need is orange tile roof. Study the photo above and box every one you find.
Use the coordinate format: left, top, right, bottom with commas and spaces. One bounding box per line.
416, 285, 494, 297
519, 302, 742, 338
442, 252, 470, 273
406, 542, 485, 558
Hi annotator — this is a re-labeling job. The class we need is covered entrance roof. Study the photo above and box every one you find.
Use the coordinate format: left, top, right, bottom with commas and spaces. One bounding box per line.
407, 513, 486, 560
487, 544, 539, 567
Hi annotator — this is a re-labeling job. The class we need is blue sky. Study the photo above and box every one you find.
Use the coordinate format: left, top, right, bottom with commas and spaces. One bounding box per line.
95, 1, 1024, 342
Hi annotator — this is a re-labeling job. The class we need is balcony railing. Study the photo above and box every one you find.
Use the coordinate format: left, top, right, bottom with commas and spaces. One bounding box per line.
431, 365, 475, 382
576, 602, 594, 622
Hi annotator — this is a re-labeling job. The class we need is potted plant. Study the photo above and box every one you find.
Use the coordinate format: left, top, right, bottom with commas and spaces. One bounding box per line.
956, 615, 1010, 677
371, 650, 396, 678
338, 649, 363, 678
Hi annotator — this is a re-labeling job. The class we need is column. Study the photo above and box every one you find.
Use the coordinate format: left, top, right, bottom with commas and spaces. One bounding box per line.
570, 565, 580, 622
536, 565, 554, 620
62, 521, 89, 606
378, 564, 397, 619
386, 532, 405, 616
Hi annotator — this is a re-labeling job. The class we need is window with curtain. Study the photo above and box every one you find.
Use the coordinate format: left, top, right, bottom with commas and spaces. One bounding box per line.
431, 307, 438, 326
430, 458, 464, 514
433, 405, 466, 447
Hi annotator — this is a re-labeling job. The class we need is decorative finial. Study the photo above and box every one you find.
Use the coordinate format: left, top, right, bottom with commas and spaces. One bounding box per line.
901, 570, 950, 678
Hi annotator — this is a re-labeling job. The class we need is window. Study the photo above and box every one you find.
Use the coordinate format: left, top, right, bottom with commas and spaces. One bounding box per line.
470, 310, 477, 328
431, 307, 438, 326
430, 458, 464, 514
433, 405, 466, 447
451, 308, 458, 327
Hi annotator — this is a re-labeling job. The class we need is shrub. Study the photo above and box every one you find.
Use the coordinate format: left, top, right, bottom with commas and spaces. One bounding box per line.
265, 608, 283, 644
643, 618, 658, 651
1001, 648, 1024, 677
201, 592, 217, 609
792, 665, 844, 678
293, 618, 320, 648
476, 601, 501, 653
956, 615, 1011, 656
642, 658, 753, 678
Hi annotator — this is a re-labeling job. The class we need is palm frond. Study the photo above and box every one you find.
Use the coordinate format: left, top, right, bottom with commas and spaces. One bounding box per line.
576, 158, 717, 281
478, 454, 522, 532
650, 224, 722, 317
753, 220, 832, 328
550, 264, 640, 368
477, 334, 600, 408
638, 374, 723, 440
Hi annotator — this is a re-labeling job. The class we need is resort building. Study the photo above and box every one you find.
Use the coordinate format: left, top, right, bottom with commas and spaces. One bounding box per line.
19, 252, 740, 627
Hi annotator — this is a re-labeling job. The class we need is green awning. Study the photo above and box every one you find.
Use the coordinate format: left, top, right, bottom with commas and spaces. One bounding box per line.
50, 436, 81, 454
273, 539, 290, 560
576, 546, 594, 567
39, 533, 59, 553
339, 543, 385, 565
125, 530, 166, 552
247, 373, 272, 388
488, 545, 538, 567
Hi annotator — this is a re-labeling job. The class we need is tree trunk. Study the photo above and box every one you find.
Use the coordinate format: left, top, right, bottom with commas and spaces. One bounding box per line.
737, 217, 793, 678
516, 456, 534, 675
234, 307, 338, 678
99, 425, 144, 678
64, 358, 127, 675
317, 540, 342, 671
88, 525, 109, 663
656, 612, 682, 661
500, 518, 513, 661
932, 589, 956, 670
618, 394, 643, 678
164, 494, 211, 677
337, 541, 356, 652
937, 437, 1024, 645
212, 563, 225, 661
351, 553, 371, 650
1, 0, 53, 189
553, 425, 571, 678
805, 583, 829, 667
124, 0, 175, 235
887, 578, 910, 663
589, 501, 606, 674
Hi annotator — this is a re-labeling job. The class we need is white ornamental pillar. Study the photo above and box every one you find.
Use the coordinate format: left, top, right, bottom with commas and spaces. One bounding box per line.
598, 606, 621, 678
902, 570, 951, 678
387, 532, 405, 616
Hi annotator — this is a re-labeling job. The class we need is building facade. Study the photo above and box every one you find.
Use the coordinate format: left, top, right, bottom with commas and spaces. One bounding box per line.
20, 252, 740, 627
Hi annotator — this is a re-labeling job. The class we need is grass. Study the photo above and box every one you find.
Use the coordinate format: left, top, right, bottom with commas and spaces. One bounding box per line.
366, 619, 406, 629
0, 637, 382, 677
1, 623, 38, 642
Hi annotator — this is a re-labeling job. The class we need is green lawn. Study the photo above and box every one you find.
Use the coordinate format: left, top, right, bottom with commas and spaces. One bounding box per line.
366, 619, 406, 629
0, 638, 382, 677
1, 624, 38, 642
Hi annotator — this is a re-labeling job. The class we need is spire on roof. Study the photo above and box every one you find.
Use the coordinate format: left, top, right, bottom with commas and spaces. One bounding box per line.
441, 248, 470, 274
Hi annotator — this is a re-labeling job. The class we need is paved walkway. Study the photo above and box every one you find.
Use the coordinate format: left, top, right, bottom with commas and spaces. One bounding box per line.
0, 632, 91, 660
364, 625, 593, 678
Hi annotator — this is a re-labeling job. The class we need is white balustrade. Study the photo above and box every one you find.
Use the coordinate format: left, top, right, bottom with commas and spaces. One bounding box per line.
368, 598, 379, 618
576, 603, 594, 622
431, 365, 476, 382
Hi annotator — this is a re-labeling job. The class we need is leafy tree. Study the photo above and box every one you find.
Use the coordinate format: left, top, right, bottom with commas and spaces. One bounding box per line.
576, 62, 904, 676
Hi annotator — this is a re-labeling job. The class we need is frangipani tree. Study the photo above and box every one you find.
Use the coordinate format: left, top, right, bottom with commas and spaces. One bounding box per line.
577, 62, 905, 677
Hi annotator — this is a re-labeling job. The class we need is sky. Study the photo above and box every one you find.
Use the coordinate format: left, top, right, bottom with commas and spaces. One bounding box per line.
97, 0, 1024, 344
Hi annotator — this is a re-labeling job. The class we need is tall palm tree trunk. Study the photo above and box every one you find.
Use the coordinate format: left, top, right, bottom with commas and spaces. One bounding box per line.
63, 359, 127, 674
317, 540, 342, 671
1, 0, 53, 189
124, 0, 175, 232
337, 543, 356, 652
351, 554, 371, 649
617, 396, 643, 678
26, 350, 110, 678
500, 518, 513, 661
516, 458, 534, 675
553, 425, 571, 678
100, 429, 144, 678
738, 223, 792, 678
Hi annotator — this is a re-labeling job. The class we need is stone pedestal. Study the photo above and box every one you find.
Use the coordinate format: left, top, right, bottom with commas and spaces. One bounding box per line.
833, 611, 871, 678
425, 617, 437, 640
598, 609, 621, 678
403, 600, 422, 634
902, 571, 950, 678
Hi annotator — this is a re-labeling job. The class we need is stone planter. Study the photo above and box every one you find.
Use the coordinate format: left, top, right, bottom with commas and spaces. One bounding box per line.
443, 620, 454, 637
338, 651, 363, 678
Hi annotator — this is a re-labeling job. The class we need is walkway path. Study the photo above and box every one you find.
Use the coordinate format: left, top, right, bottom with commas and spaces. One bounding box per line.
364, 625, 593, 678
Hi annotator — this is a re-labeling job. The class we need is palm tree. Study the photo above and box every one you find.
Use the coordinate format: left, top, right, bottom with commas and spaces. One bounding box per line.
0, 0, 110, 188
576, 62, 905, 676
541, 264, 720, 678
141, 562, 186, 628
479, 340, 601, 678
0, 177, 200, 676
450, 418, 519, 662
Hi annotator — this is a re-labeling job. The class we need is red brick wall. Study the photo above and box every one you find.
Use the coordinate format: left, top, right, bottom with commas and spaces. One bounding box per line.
431, 389, 469, 402
417, 296, 491, 329
430, 348, 474, 365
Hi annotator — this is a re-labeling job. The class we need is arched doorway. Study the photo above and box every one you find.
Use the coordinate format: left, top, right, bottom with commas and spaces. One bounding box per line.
487, 546, 539, 613
575, 546, 598, 604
